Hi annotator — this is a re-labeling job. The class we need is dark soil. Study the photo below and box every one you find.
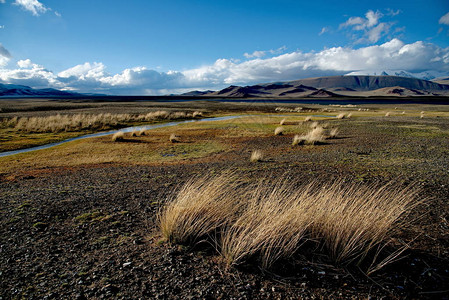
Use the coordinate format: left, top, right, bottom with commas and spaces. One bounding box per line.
1, 112, 449, 299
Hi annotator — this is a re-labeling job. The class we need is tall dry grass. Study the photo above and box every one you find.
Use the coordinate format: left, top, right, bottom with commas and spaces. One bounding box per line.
250, 150, 263, 162
158, 173, 243, 244
6, 110, 203, 133
274, 127, 284, 136
169, 133, 180, 143
111, 131, 125, 142
292, 126, 327, 145
159, 172, 422, 271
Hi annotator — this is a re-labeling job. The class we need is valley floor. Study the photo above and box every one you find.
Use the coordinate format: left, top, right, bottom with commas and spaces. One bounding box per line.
1, 101, 449, 299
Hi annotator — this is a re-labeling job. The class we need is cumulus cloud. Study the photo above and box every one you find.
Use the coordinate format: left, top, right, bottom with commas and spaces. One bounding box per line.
440, 12, 449, 25
14, 0, 49, 16
0, 0, 5, 3
244, 50, 266, 59
0, 39, 448, 94
340, 10, 396, 44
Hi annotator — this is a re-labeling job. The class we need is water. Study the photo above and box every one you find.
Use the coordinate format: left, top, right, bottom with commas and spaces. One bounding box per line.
0, 115, 246, 158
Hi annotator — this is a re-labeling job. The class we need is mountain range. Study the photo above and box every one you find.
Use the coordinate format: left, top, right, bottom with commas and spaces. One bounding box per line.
184, 75, 449, 98
0, 83, 81, 97
1, 75, 449, 98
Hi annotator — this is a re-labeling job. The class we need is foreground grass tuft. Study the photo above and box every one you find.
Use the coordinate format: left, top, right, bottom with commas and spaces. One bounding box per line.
158, 173, 243, 244
159, 172, 422, 271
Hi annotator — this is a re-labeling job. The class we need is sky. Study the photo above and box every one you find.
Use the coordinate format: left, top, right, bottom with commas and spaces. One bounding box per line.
0, 0, 449, 95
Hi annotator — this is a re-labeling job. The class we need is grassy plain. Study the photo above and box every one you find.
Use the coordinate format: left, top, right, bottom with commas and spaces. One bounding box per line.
1, 99, 449, 298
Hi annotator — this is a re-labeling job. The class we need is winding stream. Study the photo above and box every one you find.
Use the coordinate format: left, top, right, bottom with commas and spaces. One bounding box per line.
0, 114, 335, 158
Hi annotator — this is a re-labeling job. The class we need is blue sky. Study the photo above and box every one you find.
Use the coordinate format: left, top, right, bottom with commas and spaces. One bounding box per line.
0, 0, 448, 94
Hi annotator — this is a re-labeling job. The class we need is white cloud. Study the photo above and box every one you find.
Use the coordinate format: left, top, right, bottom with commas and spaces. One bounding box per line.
440, 12, 449, 25
340, 10, 396, 43
244, 46, 287, 59
244, 50, 266, 59
0, 0, 5, 3
0, 43, 12, 67
0, 39, 448, 94
319, 27, 329, 35
386, 9, 401, 16
14, 0, 49, 16
17, 59, 33, 68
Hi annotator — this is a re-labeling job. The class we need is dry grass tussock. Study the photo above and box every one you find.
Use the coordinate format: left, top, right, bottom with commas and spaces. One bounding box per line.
336, 113, 346, 119
169, 133, 180, 143
274, 127, 284, 136
158, 173, 244, 244
304, 116, 312, 122
292, 126, 327, 145
385, 112, 391, 117
111, 131, 125, 142
279, 118, 286, 125
159, 172, 422, 271
250, 150, 263, 162
5, 110, 203, 133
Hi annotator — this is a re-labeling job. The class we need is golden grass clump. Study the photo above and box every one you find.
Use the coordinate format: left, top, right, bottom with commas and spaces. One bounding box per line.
292, 126, 327, 145
111, 131, 125, 142
192, 111, 203, 118
250, 150, 263, 162
292, 135, 305, 146
274, 126, 284, 136
139, 129, 147, 136
336, 113, 346, 119
279, 118, 286, 125
310, 121, 319, 129
385, 112, 391, 117
221, 181, 311, 268
160, 172, 422, 271
328, 128, 339, 139
169, 133, 180, 143
304, 116, 312, 122
347, 113, 352, 119
158, 173, 243, 244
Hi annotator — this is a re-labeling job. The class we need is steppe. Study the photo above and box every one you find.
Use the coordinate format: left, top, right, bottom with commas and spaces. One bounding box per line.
1, 99, 448, 299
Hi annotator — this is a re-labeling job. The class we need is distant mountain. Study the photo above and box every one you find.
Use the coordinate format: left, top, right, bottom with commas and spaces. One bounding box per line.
194, 75, 449, 98
180, 90, 215, 96
0, 83, 81, 97
288, 76, 449, 91
345, 70, 449, 81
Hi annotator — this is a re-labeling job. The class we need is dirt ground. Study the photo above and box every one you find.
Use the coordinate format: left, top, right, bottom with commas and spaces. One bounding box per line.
1, 100, 449, 299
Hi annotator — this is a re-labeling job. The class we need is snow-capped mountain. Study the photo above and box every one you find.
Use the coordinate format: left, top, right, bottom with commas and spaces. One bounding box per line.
344, 70, 449, 81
